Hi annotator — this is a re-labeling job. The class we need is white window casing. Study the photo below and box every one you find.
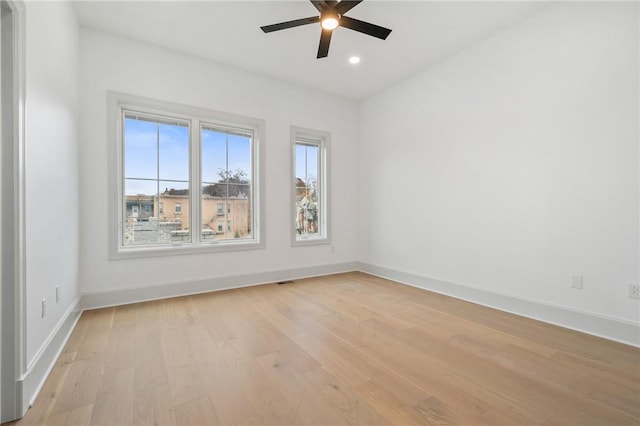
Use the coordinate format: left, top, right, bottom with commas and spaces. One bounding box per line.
108, 92, 265, 259
291, 126, 331, 246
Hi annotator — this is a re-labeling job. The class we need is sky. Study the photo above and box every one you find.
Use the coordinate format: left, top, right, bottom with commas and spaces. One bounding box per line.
124, 115, 319, 198
295, 143, 319, 187
124, 116, 252, 196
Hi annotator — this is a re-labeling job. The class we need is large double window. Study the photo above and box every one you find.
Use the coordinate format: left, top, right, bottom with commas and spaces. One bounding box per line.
110, 93, 263, 258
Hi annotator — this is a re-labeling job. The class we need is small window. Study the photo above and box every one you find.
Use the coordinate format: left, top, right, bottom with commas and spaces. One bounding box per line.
217, 221, 223, 232
291, 126, 330, 246
159, 202, 163, 214
175, 203, 182, 215
227, 220, 232, 232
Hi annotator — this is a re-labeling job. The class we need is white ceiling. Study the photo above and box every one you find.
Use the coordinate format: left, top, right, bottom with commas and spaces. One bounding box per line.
74, 1, 551, 100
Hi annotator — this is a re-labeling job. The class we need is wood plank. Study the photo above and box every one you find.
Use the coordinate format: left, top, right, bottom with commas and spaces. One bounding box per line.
254, 301, 373, 387
165, 363, 207, 407
217, 347, 296, 425
49, 359, 102, 416
172, 396, 220, 426
133, 319, 169, 392
131, 384, 176, 426
102, 323, 135, 376
302, 367, 389, 425
239, 305, 321, 373
353, 380, 428, 426
253, 352, 348, 426
74, 308, 113, 361
88, 368, 133, 426
45, 404, 93, 426
198, 351, 255, 424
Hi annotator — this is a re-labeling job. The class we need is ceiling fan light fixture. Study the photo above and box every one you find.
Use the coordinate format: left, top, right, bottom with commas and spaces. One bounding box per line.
260, 0, 392, 59
321, 12, 340, 30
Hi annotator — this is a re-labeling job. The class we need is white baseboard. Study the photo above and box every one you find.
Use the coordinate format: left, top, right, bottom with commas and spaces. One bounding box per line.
81, 262, 360, 310
19, 297, 82, 414
357, 262, 640, 347
81, 260, 639, 347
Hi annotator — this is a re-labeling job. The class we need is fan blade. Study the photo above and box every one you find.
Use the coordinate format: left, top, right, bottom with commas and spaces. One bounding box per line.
261, 16, 320, 33
310, 0, 338, 13
334, 0, 363, 15
317, 28, 333, 58
339, 15, 391, 40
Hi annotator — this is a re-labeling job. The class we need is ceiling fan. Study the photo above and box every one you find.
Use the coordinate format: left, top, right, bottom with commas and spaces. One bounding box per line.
260, 0, 392, 59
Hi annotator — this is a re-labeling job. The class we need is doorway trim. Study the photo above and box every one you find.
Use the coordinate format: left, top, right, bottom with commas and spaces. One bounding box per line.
1, 0, 26, 422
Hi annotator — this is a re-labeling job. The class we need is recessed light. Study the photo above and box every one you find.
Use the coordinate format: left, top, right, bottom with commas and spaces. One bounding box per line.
349, 56, 361, 64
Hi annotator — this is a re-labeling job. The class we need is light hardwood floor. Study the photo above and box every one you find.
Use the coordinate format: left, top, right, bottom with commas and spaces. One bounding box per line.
6, 272, 640, 425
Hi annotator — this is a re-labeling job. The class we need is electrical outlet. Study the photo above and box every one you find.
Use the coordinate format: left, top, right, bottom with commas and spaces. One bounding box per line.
56, 285, 60, 303
571, 275, 583, 289
629, 283, 640, 300
41, 299, 46, 318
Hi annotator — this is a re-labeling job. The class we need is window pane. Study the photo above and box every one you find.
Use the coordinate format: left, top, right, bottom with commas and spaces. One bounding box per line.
228, 133, 252, 181
124, 117, 158, 179
124, 180, 154, 219
124, 179, 160, 246
159, 124, 189, 181
124, 178, 156, 197
201, 128, 227, 183
201, 125, 253, 242
296, 144, 318, 182
159, 181, 190, 243
295, 143, 320, 238
123, 112, 191, 247
231, 184, 252, 240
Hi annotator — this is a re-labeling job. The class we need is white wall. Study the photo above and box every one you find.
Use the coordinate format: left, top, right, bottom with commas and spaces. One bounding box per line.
24, 1, 79, 368
79, 29, 359, 296
359, 2, 639, 324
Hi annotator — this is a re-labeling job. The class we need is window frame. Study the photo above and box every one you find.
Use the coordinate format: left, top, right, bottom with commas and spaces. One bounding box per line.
291, 126, 331, 247
108, 92, 264, 259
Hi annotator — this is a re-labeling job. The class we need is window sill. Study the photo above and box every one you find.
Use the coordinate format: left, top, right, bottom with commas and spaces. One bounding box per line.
109, 239, 264, 260
292, 235, 331, 247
